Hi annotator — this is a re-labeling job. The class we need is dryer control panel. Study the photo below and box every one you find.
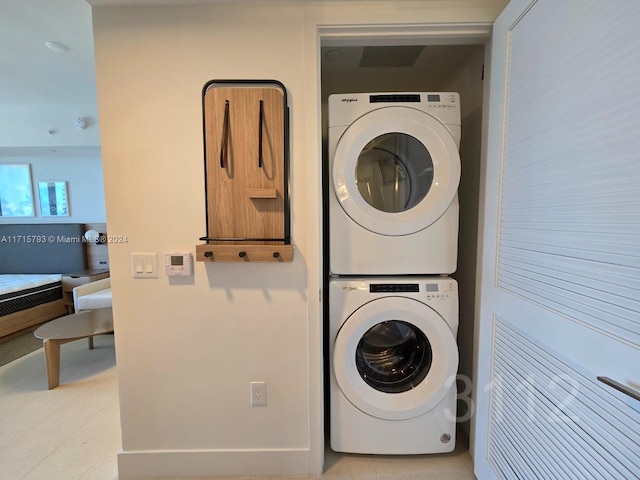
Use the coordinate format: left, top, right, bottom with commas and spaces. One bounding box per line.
329, 91, 461, 129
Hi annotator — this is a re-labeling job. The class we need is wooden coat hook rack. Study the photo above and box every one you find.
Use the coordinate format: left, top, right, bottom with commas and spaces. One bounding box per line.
196, 80, 293, 263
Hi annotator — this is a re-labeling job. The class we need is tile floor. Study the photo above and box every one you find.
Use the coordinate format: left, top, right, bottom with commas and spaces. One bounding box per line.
0, 335, 476, 480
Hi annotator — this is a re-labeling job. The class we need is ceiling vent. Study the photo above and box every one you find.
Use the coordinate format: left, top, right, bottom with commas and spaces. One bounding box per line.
359, 45, 425, 68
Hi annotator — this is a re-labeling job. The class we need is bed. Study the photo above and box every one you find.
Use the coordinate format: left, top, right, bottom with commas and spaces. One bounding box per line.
0, 224, 86, 338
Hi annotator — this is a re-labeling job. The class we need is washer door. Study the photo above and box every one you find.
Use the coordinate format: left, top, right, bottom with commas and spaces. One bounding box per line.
333, 296, 458, 421
332, 106, 460, 236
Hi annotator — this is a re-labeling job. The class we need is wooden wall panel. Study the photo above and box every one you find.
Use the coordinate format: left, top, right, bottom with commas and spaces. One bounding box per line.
203, 85, 285, 245
200, 82, 292, 262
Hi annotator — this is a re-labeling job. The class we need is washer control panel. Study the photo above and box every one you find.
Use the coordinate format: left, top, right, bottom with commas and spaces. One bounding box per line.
370, 283, 419, 293
425, 92, 459, 110
425, 281, 456, 300
367, 281, 456, 299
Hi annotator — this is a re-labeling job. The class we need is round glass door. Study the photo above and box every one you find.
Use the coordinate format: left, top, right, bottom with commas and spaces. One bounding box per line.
332, 106, 460, 236
356, 133, 434, 214
332, 296, 458, 421
356, 320, 433, 394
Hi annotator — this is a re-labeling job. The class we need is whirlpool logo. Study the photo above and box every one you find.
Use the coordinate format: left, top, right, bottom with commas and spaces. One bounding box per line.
341, 97, 358, 103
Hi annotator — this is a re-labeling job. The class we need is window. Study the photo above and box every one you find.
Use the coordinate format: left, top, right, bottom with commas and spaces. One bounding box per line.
0, 164, 34, 217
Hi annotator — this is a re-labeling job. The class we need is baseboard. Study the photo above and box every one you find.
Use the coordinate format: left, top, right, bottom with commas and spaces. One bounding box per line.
118, 447, 315, 478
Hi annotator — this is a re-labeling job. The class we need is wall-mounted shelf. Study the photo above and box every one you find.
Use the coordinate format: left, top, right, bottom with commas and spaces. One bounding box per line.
197, 80, 292, 263
196, 244, 293, 262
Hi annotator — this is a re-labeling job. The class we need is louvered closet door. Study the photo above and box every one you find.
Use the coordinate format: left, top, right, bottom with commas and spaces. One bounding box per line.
474, 1, 640, 479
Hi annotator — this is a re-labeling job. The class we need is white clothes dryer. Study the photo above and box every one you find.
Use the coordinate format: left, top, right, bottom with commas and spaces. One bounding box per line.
328, 92, 461, 275
329, 276, 459, 454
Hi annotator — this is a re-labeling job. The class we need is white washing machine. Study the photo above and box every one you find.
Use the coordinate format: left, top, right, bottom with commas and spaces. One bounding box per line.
329, 276, 459, 454
328, 92, 461, 275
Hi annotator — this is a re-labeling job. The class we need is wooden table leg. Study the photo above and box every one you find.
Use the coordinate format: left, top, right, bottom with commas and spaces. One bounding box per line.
43, 339, 62, 390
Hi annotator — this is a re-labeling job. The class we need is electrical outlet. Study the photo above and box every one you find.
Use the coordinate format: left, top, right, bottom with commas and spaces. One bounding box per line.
250, 381, 267, 406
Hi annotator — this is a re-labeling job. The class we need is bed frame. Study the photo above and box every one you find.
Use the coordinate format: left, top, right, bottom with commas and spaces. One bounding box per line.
0, 223, 87, 337
0, 301, 67, 338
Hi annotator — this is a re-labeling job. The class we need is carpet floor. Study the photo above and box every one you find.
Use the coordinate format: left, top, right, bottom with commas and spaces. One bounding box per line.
0, 328, 43, 367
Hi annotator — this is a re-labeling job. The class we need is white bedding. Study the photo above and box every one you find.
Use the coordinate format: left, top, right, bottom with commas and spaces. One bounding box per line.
0, 274, 62, 296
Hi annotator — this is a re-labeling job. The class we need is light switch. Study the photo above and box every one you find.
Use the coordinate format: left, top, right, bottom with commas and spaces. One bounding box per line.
131, 253, 158, 278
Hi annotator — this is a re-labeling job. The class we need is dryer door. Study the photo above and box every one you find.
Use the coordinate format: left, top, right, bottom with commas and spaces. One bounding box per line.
332, 106, 460, 236
333, 296, 458, 421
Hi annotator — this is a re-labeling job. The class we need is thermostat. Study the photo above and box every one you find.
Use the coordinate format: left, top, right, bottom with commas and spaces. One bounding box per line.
164, 253, 193, 276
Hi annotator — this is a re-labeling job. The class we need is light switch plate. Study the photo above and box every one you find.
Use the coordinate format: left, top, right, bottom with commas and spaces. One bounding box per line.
131, 252, 158, 278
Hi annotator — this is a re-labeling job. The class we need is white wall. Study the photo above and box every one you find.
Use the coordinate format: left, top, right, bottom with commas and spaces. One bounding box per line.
90, 1, 506, 477
0, 149, 105, 223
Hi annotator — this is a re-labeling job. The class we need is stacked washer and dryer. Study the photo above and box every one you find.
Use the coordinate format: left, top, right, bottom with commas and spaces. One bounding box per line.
327, 92, 461, 454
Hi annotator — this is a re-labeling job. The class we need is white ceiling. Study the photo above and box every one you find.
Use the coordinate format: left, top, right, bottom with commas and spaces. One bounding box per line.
0, 0, 228, 111
0, 1, 485, 122
0, 0, 395, 110
0, 0, 97, 107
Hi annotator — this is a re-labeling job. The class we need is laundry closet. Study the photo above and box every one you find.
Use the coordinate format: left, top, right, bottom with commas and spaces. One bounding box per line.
321, 42, 487, 441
